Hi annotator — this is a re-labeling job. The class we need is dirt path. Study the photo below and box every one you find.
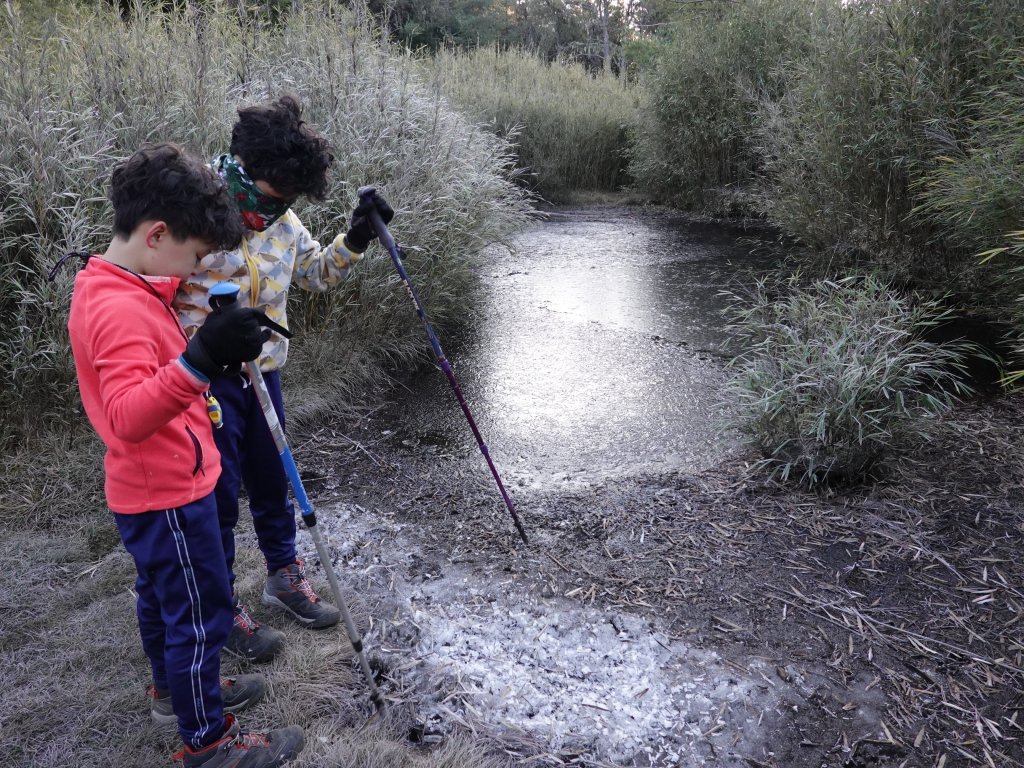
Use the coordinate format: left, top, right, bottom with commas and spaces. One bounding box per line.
283, 393, 1024, 768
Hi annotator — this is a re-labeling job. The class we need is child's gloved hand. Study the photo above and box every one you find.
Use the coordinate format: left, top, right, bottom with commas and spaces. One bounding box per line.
181, 307, 283, 379
343, 188, 394, 253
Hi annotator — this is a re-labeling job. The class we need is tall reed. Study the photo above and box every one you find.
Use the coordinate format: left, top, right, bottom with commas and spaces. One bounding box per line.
0, 7, 533, 767
751, 0, 1024, 281
0, 0, 532, 452
913, 46, 1024, 336
629, 0, 828, 212
634, 0, 1024, 321
424, 45, 638, 201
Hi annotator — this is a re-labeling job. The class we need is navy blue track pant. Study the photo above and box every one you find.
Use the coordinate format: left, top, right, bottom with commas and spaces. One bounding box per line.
113, 494, 232, 749
211, 369, 297, 587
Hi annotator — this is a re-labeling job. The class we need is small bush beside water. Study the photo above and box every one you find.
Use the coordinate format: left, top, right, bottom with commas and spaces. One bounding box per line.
725, 274, 973, 488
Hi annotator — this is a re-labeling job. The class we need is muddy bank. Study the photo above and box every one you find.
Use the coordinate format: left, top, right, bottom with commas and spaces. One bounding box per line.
281, 390, 1024, 768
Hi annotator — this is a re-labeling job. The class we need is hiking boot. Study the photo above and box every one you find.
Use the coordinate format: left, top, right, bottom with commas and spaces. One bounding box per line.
174, 713, 304, 768
223, 601, 286, 663
262, 560, 340, 629
150, 675, 268, 725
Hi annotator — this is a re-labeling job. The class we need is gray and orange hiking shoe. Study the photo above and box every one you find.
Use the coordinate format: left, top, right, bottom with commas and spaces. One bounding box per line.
262, 560, 340, 629
223, 600, 286, 663
150, 675, 267, 725
174, 713, 304, 768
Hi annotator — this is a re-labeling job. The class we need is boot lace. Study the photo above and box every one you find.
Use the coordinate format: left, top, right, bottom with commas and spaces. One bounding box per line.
233, 602, 261, 634
229, 730, 271, 749
285, 560, 320, 603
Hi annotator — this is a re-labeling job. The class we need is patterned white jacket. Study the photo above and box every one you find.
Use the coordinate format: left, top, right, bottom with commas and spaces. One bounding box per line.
174, 209, 363, 371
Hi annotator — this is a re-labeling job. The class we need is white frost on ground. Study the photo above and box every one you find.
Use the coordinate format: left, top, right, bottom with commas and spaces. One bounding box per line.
288, 504, 795, 766
283, 498, 886, 766
403, 572, 768, 765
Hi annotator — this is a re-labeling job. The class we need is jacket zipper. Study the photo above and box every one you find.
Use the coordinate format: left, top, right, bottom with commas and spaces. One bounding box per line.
185, 424, 204, 477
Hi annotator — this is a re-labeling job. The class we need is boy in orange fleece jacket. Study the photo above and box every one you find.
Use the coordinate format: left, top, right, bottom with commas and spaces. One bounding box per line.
66, 143, 303, 767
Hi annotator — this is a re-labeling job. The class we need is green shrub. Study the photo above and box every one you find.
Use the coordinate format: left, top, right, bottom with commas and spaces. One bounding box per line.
978, 229, 1024, 388
633, 0, 1024, 312
629, 0, 826, 212
913, 48, 1024, 327
752, 0, 1024, 278
915, 71, 1024, 253
725, 274, 973, 487
0, 1, 532, 451
424, 45, 639, 201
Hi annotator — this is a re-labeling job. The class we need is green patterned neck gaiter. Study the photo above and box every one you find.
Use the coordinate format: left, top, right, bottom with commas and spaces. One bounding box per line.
213, 154, 291, 232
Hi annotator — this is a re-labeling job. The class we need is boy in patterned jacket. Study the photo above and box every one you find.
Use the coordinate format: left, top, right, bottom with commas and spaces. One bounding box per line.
67, 143, 304, 767
174, 94, 394, 662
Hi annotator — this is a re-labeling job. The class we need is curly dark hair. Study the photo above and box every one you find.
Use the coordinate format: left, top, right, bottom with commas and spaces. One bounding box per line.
110, 143, 245, 250
229, 93, 334, 200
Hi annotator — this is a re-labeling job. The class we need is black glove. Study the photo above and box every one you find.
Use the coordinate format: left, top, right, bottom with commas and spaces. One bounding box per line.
343, 187, 394, 253
182, 307, 289, 380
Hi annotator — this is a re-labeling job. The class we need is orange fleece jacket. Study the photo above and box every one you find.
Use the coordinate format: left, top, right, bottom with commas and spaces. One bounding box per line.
68, 257, 221, 513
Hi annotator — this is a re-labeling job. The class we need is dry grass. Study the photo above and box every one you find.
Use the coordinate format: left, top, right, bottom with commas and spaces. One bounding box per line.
0, 504, 511, 768
423, 46, 638, 201
1, 429, 105, 534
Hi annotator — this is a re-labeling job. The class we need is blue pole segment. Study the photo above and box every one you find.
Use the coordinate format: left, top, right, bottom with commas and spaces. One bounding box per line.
206, 281, 386, 710
280, 447, 315, 522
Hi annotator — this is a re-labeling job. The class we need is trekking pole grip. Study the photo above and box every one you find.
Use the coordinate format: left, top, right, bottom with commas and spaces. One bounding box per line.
357, 186, 398, 253
209, 281, 242, 311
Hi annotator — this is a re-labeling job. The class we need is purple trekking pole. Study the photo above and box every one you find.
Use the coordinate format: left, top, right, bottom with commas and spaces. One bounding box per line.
359, 186, 529, 545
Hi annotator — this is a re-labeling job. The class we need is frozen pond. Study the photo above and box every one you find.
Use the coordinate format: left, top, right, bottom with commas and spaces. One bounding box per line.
383, 207, 778, 489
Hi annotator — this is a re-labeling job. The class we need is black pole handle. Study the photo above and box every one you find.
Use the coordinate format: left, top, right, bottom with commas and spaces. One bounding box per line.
209, 281, 241, 310
357, 186, 399, 255
208, 281, 292, 339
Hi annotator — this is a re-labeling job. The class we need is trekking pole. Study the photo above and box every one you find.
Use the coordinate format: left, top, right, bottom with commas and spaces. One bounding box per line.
358, 186, 529, 545
208, 282, 386, 713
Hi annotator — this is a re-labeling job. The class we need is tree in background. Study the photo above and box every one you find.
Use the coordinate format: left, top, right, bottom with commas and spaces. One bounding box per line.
368, 0, 662, 75
365, 0, 508, 49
